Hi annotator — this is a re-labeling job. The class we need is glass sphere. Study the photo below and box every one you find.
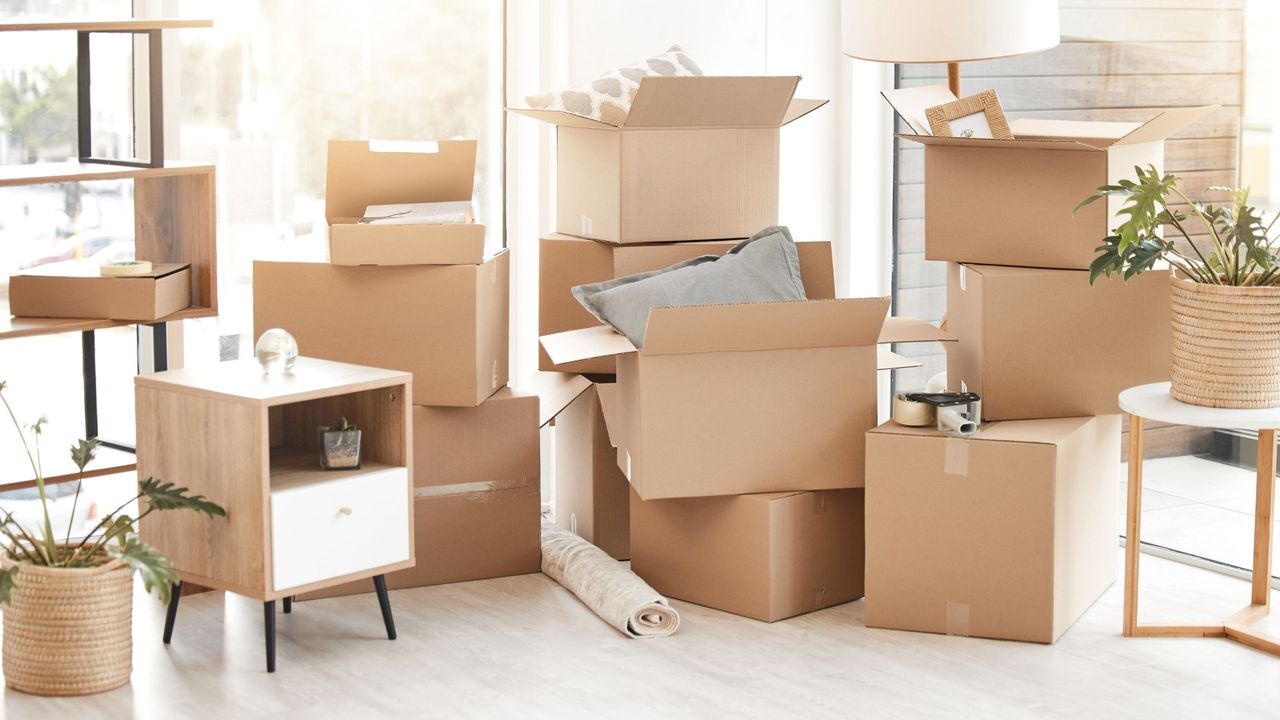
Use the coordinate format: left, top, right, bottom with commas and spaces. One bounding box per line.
255, 328, 298, 375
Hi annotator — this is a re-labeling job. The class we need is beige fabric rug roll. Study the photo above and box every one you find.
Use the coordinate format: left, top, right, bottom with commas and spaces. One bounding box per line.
540, 522, 680, 638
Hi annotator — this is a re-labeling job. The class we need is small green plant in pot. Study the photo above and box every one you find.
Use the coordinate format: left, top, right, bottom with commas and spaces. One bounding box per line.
1078, 165, 1280, 408
319, 417, 362, 470
0, 381, 226, 696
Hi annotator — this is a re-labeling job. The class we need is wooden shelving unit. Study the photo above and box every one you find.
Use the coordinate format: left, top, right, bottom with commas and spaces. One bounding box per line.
0, 160, 214, 187
0, 19, 212, 32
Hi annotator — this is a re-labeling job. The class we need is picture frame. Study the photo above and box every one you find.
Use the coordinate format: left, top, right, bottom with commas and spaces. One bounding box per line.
925, 90, 1013, 140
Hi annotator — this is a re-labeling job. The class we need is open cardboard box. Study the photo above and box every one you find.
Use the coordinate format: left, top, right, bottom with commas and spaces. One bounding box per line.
9, 262, 191, 321
511, 76, 827, 244
326, 139, 486, 266
884, 85, 1215, 270
554, 383, 632, 560
542, 299, 952, 500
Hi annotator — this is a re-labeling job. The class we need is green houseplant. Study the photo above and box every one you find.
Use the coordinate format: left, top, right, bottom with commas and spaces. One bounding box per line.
1078, 165, 1280, 408
319, 416, 362, 470
0, 381, 226, 696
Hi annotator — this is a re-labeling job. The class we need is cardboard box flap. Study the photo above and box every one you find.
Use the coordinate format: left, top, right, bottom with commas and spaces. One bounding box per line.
623, 76, 800, 129
782, 98, 829, 126
880, 84, 957, 136
326, 139, 476, 221
1009, 118, 1143, 147
541, 325, 638, 365
878, 348, 920, 370
898, 133, 1096, 153
1113, 105, 1217, 146
642, 297, 891, 356
878, 316, 955, 344
512, 371, 592, 427
506, 107, 618, 130
595, 383, 620, 449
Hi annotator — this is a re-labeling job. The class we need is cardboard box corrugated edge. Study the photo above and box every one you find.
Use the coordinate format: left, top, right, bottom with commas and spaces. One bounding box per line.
9, 263, 192, 321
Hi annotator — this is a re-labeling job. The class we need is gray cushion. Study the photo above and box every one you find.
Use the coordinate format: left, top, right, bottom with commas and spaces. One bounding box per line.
571, 226, 808, 347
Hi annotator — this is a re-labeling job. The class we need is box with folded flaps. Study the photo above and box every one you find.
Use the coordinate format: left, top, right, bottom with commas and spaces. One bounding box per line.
539, 234, 838, 373
326, 139, 486, 266
9, 262, 191, 321
511, 76, 827, 244
884, 86, 1215, 270
543, 298, 953, 499
554, 383, 630, 559
864, 416, 1120, 643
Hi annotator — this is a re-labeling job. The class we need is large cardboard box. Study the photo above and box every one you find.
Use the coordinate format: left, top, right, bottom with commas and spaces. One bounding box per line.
511, 76, 826, 244
554, 383, 630, 559
254, 252, 508, 407
325, 140, 486, 266
539, 234, 837, 373
9, 262, 191, 321
946, 263, 1170, 421
630, 487, 864, 622
864, 416, 1120, 643
544, 300, 951, 499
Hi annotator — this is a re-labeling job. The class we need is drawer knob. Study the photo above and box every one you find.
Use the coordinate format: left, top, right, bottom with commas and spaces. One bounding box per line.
338, 506, 353, 516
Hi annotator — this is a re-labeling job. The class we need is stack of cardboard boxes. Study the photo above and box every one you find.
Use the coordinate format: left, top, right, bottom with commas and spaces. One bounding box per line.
253, 139, 590, 598
865, 94, 1214, 642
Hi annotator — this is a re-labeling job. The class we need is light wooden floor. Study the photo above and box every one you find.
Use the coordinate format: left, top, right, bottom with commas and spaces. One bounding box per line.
4, 549, 1280, 719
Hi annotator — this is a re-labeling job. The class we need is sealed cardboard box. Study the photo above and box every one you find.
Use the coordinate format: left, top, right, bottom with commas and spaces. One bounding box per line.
254, 252, 508, 407
544, 299, 951, 499
539, 234, 837, 373
511, 76, 826, 244
9, 262, 191, 321
554, 383, 630, 559
630, 487, 864, 622
326, 140, 486, 266
946, 263, 1169, 420
864, 416, 1120, 643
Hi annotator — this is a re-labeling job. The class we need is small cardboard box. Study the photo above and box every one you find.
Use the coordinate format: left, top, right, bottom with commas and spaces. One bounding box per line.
326, 139, 486, 266
554, 383, 630, 559
253, 252, 508, 407
511, 76, 827, 244
539, 234, 837, 374
630, 487, 865, 623
544, 299, 952, 499
9, 262, 191, 321
864, 416, 1120, 643
886, 86, 1214, 269
946, 263, 1170, 420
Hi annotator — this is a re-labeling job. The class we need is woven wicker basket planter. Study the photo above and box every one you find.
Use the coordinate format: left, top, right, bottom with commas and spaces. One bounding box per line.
1, 556, 132, 696
1169, 273, 1280, 409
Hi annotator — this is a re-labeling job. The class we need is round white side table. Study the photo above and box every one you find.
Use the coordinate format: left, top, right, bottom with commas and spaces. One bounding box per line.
1119, 382, 1280, 656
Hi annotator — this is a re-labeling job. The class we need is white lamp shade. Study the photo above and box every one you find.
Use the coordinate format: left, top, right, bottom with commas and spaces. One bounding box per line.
842, 0, 1060, 64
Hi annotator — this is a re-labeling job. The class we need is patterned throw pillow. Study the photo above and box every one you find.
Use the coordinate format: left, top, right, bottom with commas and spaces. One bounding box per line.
525, 45, 703, 126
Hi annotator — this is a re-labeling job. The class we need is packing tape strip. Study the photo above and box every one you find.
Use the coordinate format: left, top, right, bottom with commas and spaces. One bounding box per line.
414, 477, 536, 499
945, 600, 971, 637
892, 393, 935, 427
943, 437, 969, 478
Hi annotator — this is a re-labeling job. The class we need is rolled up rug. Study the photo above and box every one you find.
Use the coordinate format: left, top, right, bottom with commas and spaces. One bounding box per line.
540, 522, 680, 638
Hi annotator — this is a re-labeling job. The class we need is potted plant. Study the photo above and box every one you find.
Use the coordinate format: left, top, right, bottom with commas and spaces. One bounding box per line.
1078, 165, 1280, 408
0, 381, 226, 696
319, 417, 362, 470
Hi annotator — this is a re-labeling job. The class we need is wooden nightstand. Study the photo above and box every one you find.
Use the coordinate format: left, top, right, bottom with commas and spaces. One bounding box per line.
136, 357, 414, 672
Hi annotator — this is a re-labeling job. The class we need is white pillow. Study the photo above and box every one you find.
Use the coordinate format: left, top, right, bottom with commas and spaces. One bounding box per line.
525, 45, 703, 126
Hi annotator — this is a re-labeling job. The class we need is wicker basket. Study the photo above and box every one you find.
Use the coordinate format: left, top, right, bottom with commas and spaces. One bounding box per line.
1, 555, 133, 696
1169, 273, 1280, 409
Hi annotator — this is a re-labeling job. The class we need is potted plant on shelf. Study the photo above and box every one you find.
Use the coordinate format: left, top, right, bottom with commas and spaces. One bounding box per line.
0, 381, 226, 697
319, 417, 362, 470
1078, 165, 1280, 408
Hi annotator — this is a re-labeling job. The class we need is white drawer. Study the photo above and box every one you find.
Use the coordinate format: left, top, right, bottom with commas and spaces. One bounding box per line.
270, 467, 410, 592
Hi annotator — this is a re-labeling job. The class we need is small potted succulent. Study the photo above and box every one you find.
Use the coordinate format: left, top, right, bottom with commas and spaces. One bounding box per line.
319, 417, 362, 470
0, 381, 226, 696
1078, 165, 1280, 408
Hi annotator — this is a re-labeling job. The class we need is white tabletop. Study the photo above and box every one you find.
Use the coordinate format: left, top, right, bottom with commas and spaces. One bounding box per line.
1119, 382, 1280, 431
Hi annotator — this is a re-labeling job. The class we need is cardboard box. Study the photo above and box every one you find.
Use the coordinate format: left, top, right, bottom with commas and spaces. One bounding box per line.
511, 76, 827, 244
544, 299, 952, 499
253, 252, 508, 407
9, 262, 191, 321
630, 487, 865, 622
325, 140, 486, 266
538, 235, 837, 373
554, 384, 630, 559
886, 87, 1213, 269
946, 263, 1170, 420
864, 416, 1120, 643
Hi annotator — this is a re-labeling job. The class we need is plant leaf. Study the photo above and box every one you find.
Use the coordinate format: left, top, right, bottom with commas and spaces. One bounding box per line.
138, 477, 227, 519
69, 438, 98, 472
107, 536, 178, 605
0, 565, 18, 604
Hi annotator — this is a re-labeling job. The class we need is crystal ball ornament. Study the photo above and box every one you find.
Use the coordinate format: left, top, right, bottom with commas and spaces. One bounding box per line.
255, 328, 298, 374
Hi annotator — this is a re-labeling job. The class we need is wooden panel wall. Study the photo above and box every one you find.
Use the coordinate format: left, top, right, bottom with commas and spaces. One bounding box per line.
892, 0, 1244, 391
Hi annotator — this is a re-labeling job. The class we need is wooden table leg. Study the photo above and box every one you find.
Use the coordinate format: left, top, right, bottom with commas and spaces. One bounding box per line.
1124, 414, 1144, 636
1254, 429, 1276, 608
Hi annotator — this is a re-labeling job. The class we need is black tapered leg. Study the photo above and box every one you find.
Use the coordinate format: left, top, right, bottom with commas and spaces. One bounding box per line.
373, 575, 396, 640
162, 581, 181, 644
283, 596, 292, 614
264, 601, 276, 673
